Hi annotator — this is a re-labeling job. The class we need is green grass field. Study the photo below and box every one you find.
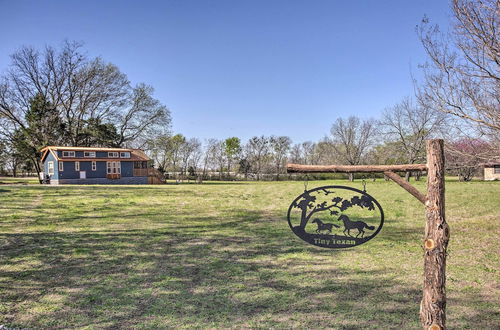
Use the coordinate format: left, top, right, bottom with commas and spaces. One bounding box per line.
0, 179, 498, 329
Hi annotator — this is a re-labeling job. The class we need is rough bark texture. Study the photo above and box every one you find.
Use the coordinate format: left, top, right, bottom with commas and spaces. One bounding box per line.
286, 163, 427, 173
420, 139, 449, 329
384, 171, 427, 204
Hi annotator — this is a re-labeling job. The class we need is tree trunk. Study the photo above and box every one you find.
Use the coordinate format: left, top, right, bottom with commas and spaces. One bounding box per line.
420, 139, 449, 329
31, 157, 43, 184
11, 160, 18, 177
405, 171, 411, 182
348, 173, 354, 181
415, 171, 422, 181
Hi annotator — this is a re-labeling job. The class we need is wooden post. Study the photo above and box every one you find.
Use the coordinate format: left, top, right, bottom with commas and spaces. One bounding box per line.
420, 139, 449, 329
286, 140, 450, 327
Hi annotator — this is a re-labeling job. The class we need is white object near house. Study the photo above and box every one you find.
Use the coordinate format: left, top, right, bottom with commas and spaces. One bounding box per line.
481, 162, 500, 180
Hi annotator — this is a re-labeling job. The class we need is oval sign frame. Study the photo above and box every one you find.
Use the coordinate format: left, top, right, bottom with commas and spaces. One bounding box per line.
287, 185, 384, 248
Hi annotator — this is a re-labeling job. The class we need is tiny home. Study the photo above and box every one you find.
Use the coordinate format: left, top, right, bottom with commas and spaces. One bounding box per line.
40, 146, 159, 184
481, 162, 500, 181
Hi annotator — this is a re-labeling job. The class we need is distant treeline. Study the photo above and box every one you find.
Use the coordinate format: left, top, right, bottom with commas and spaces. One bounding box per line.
0, 0, 498, 182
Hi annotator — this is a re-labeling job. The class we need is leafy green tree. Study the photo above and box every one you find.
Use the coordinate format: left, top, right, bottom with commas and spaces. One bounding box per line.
8, 94, 65, 181
224, 137, 241, 177
25, 93, 66, 147
79, 118, 120, 147
188, 166, 196, 178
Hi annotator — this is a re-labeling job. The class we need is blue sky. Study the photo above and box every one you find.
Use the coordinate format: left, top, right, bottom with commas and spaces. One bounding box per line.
0, 0, 451, 143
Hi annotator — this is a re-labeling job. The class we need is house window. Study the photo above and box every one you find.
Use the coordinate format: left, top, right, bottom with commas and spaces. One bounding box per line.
59, 161, 64, 171
84, 151, 96, 158
107, 161, 121, 174
108, 152, 119, 158
120, 152, 131, 158
494, 165, 500, 174
134, 161, 148, 169
92, 161, 96, 171
75, 161, 80, 171
48, 161, 54, 175
62, 151, 75, 157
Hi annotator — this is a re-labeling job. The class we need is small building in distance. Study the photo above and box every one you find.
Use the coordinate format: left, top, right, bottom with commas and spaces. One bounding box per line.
481, 162, 500, 181
40, 146, 163, 184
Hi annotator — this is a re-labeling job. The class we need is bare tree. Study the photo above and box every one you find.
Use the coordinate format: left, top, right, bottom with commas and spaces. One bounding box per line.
289, 143, 303, 164
207, 139, 226, 180
270, 136, 291, 180
0, 41, 170, 180
187, 139, 203, 178
246, 136, 270, 180
445, 138, 497, 180
417, 0, 499, 140
301, 141, 319, 165
117, 84, 171, 148
179, 138, 201, 178
330, 116, 378, 181
201, 139, 218, 179
314, 138, 340, 165
381, 97, 446, 180
146, 134, 170, 173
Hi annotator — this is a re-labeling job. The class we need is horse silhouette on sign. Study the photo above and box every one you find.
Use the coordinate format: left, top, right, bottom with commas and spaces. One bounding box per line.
337, 214, 375, 238
311, 218, 340, 234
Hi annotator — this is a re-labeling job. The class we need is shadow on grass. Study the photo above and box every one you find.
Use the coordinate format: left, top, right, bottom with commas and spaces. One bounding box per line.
0, 209, 495, 329
165, 181, 252, 185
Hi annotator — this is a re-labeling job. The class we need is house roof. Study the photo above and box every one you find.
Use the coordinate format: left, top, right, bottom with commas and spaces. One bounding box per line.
40, 146, 151, 162
479, 162, 500, 167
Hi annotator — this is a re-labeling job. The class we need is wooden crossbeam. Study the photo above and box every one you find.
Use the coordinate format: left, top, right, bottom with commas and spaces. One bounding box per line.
383, 171, 427, 204
286, 163, 427, 173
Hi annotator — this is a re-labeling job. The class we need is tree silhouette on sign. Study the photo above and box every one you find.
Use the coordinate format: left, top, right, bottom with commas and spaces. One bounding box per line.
292, 189, 375, 229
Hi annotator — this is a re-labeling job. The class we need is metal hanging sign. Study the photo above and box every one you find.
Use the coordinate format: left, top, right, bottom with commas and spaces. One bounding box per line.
287, 185, 384, 248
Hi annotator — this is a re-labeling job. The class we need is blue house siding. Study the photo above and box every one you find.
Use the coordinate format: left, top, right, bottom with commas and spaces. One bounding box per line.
58, 177, 148, 184
58, 161, 79, 179
56, 161, 137, 178
42, 159, 146, 184
41, 147, 151, 185
43, 152, 58, 180
121, 161, 133, 177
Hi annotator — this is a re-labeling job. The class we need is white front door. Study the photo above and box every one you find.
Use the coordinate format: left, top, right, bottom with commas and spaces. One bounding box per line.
80, 171, 86, 179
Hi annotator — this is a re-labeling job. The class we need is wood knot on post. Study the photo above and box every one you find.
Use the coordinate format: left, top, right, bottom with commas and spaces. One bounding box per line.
424, 239, 435, 250
428, 324, 441, 330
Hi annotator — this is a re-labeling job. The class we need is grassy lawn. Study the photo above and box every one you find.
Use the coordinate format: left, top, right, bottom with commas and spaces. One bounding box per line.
0, 176, 40, 185
0, 179, 498, 329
